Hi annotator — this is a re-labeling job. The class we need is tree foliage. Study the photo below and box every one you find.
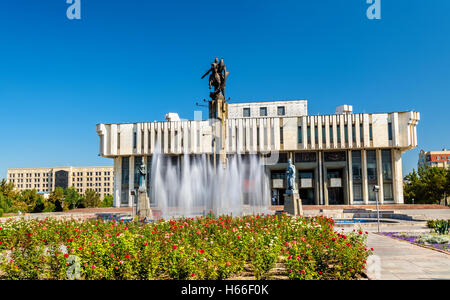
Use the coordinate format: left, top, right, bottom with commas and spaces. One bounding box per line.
0, 179, 112, 214
81, 189, 101, 208
404, 166, 450, 205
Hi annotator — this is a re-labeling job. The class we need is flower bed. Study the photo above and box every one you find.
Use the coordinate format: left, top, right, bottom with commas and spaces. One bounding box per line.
381, 232, 449, 253
0, 215, 371, 280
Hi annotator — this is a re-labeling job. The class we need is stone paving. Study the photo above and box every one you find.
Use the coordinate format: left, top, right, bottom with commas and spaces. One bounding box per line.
365, 233, 450, 280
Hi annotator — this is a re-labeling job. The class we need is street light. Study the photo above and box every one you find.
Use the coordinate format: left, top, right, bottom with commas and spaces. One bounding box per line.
373, 185, 380, 233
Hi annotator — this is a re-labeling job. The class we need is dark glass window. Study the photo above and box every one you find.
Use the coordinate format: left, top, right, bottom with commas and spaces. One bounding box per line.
121, 157, 130, 205
369, 124, 373, 141
352, 124, 356, 142
314, 126, 318, 144
367, 150, 378, 201
322, 126, 326, 144
388, 123, 393, 140
352, 151, 363, 201
360, 124, 364, 142
278, 153, 288, 163
280, 126, 284, 144
260, 107, 267, 117
298, 126, 302, 144
243, 108, 250, 117
134, 156, 142, 188
329, 126, 334, 143
295, 152, 317, 163
277, 106, 285, 116
382, 150, 393, 201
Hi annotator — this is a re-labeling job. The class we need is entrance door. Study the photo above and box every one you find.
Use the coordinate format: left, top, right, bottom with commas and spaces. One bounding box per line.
327, 169, 344, 205
298, 170, 315, 205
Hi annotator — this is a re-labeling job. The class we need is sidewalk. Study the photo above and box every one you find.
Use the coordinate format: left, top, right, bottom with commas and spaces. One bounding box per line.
366, 233, 450, 280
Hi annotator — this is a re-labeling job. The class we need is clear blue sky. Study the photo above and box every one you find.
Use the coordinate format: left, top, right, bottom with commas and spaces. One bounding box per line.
0, 0, 449, 179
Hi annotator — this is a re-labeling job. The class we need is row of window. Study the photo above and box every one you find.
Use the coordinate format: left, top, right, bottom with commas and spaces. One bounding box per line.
9, 173, 52, 178
352, 150, 393, 201
243, 106, 285, 118
295, 123, 391, 145
81, 177, 111, 182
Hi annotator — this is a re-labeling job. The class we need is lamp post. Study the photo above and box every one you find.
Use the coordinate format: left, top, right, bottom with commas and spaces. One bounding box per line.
373, 185, 380, 233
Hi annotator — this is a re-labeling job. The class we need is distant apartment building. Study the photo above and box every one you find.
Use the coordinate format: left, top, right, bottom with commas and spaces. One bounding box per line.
418, 149, 450, 169
7, 166, 114, 199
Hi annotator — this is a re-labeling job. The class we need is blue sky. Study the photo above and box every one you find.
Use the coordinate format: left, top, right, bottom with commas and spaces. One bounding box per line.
0, 0, 449, 179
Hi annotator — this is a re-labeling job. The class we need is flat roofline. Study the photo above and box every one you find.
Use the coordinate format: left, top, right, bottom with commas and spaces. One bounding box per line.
96, 110, 419, 126
7, 166, 114, 171
228, 99, 307, 104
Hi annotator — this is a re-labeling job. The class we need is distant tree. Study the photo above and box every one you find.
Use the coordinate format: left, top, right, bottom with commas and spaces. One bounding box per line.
101, 194, 114, 207
49, 187, 68, 212
404, 166, 448, 204
64, 187, 82, 210
82, 189, 101, 208
16, 189, 45, 213
0, 179, 17, 200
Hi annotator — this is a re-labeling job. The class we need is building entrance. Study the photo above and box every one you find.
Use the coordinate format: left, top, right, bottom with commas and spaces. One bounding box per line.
298, 170, 315, 205
327, 169, 344, 205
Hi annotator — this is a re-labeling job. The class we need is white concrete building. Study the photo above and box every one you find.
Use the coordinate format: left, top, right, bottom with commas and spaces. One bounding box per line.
96, 100, 420, 207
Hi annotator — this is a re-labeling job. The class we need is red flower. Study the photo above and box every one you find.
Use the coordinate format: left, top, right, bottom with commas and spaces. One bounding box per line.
64, 254, 69, 258
172, 245, 178, 250
191, 273, 196, 277
198, 249, 205, 254
91, 265, 96, 269
370, 248, 374, 251
125, 254, 130, 259
226, 261, 231, 266
237, 235, 241, 239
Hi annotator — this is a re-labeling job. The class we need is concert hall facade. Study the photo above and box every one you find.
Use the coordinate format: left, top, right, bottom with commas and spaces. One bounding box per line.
97, 100, 420, 208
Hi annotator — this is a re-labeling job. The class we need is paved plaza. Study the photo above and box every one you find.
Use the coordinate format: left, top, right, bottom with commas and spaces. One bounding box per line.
366, 233, 450, 280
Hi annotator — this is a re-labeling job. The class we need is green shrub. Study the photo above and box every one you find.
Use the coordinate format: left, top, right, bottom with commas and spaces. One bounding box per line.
427, 219, 450, 235
0, 208, 3, 217
102, 195, 114, 208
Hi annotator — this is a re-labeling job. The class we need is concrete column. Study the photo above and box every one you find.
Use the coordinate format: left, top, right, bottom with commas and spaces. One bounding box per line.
348, 150, 354, 205
114, 157, 122, 208
129, 156, 134, 208
314, 167, 320, 205
376, 149, 384, 204
393, 149, 404, 204
323, 166, 328, 205
362, 150, 369, 204
318, 151, 324, 205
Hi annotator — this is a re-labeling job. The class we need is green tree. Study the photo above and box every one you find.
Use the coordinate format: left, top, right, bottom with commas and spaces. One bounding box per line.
102, 194, 114, 207
404, 166, 448, 204
16, 190, 45, 213
48, 187, 68, 212
64, 187, 81, 210
82, 189, 101, 208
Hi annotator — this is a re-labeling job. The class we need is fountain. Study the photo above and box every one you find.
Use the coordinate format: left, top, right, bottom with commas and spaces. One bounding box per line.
150, 147, 271, 219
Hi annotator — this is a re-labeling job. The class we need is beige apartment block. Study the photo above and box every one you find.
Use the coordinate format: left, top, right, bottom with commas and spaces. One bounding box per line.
96, 100, 420, 208
7, 166, 114, 199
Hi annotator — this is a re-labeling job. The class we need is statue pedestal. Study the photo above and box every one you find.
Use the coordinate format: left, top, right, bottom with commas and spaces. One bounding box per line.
137, 188, 153, 221
284, 191, 303, 216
